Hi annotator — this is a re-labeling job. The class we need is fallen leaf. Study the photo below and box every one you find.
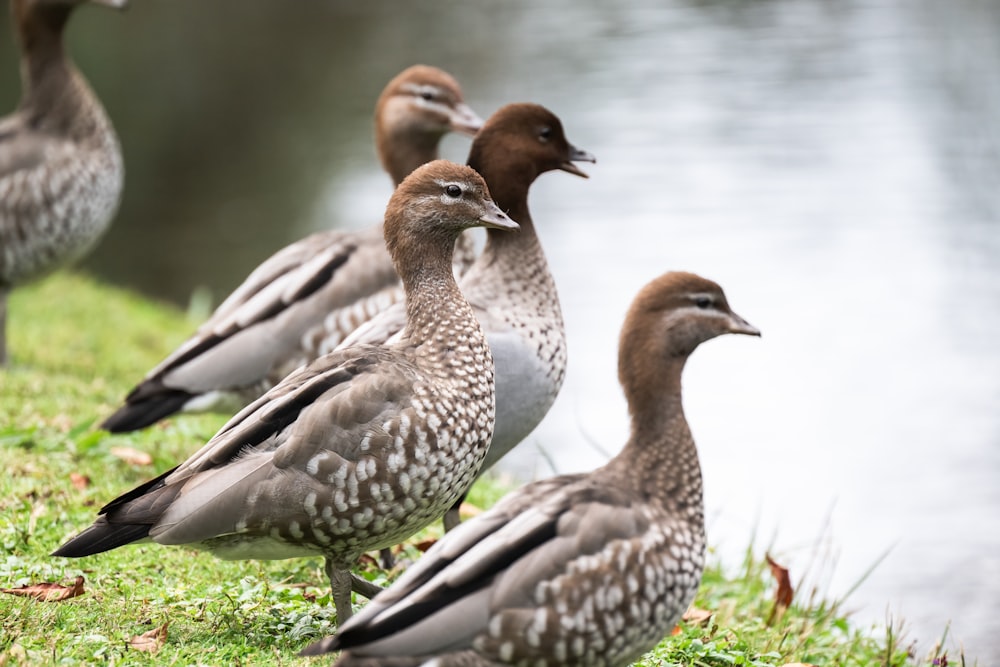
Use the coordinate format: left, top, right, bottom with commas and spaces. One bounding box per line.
109, 446, 153, 466
412, 538, 437, 552
766, 553, 794, 607
129, 622, 168, 653
766, 553, 793, 625
670, 624, 682, 636
681, 606, 713, 625
0, 575, 85, 602
70, 472, 91, 490
357, 553, 378, 568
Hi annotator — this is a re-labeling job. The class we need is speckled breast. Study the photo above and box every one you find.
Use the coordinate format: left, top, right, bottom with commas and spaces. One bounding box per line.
0, 133, 123, 286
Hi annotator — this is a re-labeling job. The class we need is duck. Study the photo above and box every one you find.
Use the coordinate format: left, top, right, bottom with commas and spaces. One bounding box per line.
300, 271, 761, 667
0, 0, 126, 365
99, 65, 482, 432
53, 160, 519, 624
341, 103, 595, 533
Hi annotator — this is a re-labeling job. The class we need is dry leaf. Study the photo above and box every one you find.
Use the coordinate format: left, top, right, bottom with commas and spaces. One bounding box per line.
681, 606, 713, 625
412, 538, 437, 552
766, 553, 793, 607
70, 472, 91, 490
129, 622, 168, 653
0, 575, 85, 602
765, 553, 793, 625
670, 624, 682, 636
109, 446, 153, 466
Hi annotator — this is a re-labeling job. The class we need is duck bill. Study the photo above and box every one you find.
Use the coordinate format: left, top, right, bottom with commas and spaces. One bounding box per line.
449, 103, 484, 136
559, 143, 597, 178
478, 203, 519, 232
727, 312, 761, 337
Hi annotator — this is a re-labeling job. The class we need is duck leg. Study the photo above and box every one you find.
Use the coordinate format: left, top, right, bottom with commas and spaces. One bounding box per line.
442, 492, 466, 532
351, 573, 383, 600
326, 559, 355, 622
325, 558, 385, 622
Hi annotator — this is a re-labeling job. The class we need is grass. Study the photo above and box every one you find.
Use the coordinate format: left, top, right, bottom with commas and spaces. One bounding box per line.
0, 273, 961, 666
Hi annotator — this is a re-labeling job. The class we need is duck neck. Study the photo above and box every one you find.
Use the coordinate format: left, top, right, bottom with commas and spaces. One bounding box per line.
17, 5, 105, 140
378, 128, 443, 187
17, 3, 68, 59
606, 357, 704, 523
469, 163, 544, 276
398, 235, 482, 357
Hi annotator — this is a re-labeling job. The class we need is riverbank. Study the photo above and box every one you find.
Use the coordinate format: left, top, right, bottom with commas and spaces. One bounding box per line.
0, 273, 959, 665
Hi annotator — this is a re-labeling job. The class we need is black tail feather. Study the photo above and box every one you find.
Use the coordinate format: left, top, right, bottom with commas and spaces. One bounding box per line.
51, 518, 152, 558
100, 391, 192, 433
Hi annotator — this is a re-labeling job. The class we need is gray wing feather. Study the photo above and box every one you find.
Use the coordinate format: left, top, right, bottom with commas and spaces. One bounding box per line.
109, 350, 398, 546
337, 478, 648, 658
168, 356, 354, 475
339, 301, 408, 349
210, 229, 362, 323
144, 226, 394, 393
151, 452, 276, 543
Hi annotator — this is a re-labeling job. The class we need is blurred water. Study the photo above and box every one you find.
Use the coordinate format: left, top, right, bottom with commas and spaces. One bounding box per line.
2, 0, 998, 661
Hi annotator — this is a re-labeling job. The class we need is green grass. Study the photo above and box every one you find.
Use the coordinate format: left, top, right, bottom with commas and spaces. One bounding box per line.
0, 273, 960, 666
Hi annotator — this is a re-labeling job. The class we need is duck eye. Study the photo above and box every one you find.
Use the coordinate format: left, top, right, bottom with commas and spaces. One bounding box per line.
420, 91, 435, 102
539, 126, 553, 142
445, 184, 462, 198
694, 296, 712, 309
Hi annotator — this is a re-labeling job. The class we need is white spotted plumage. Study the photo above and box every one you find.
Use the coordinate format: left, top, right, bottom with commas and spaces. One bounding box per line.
301, 272, 761, 666
54, 160, 518, 625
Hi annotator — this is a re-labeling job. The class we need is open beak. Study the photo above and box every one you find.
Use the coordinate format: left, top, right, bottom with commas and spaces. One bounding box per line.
559, 143, 597, 178
448, 103, 484, 137
478, 201, 519, 232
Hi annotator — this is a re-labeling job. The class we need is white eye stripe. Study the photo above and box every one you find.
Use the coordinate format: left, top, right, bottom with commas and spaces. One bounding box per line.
400, 83, 441, 99
674, 292, 716, 311
401, 83, 455, 107
433, 179, 466, 202
662, 304, 728, 325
